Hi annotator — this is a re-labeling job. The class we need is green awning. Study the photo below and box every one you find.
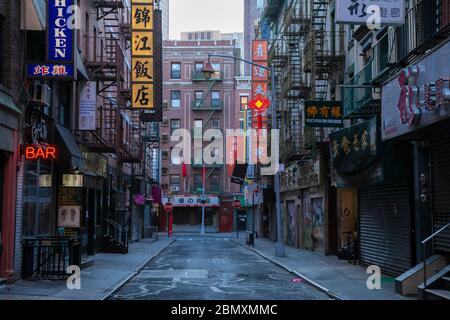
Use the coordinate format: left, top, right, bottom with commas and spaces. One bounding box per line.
0, 88, 21, 114
55, 123, 86, 170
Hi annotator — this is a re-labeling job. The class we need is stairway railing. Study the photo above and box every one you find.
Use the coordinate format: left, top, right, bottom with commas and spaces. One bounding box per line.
105, 218, 128, 250
422, 222, 450, 290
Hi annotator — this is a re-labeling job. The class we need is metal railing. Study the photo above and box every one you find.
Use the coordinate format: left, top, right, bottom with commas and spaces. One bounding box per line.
104, 218, 129, 250
191, 100, 223, 111
192, 70, 223, 81
22, 236, 81, 280
422, 222, 450, 291
343, 59, 381, 118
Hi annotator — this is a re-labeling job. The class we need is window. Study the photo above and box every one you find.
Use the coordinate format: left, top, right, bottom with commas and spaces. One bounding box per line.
194, 119, 203, 128
171, 147, 182, 165
211, 91, 221, 108
170, 119, 181, 134
195, 62, 203, 73
171, 91, 181, 108
195, 91, 203, 107
170, 175, 180, 186
240, 96, 248, 111
171, 62, 181, 79
212, 63, 221, 79
239, 119, 244, 130
194, 174, 203, 188
211, 118, 220, 129
211, 175, 220, 192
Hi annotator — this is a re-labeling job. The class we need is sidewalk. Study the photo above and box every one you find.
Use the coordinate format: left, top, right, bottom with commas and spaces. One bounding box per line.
0, 236, 174, 300
233, 235, 413, 300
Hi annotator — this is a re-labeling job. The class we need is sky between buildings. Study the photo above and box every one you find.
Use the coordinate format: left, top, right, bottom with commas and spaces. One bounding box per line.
169, 0, 244, 40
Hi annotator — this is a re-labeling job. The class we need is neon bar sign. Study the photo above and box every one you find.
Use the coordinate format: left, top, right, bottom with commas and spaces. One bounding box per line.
25, 145, 59, 161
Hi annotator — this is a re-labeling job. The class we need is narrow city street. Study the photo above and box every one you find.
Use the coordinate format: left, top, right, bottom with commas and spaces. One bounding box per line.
110, 237, 329, 300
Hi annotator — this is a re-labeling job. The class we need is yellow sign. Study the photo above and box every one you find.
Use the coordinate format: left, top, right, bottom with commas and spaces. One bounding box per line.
132, 83, 154, 109
132, 57, 154, 82
131, 0, 153, 3
132, 31, 153, 56
131, 4, 154, 30
131, 2, 154, 109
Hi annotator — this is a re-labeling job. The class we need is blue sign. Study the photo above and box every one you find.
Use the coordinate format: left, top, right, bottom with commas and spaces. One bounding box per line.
47, 0, 74, 62
27, 64, 74, 78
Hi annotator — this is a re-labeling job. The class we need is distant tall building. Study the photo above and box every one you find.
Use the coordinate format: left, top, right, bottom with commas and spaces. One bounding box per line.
158, 0, 170, 40
244, 0, 264, 76
180, 31, 221, 41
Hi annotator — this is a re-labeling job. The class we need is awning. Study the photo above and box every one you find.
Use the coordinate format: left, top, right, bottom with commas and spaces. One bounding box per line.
55, 123, 86, 170
21, 0, 46, 31
76, 50, 90, 81
0, 88, 21, 114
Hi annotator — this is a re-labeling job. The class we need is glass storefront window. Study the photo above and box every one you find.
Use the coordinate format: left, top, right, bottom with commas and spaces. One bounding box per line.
23, 161, 53, 236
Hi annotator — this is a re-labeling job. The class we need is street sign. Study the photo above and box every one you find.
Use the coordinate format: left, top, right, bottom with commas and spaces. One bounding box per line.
164, 202, 174, 213
232, 199, 242, 209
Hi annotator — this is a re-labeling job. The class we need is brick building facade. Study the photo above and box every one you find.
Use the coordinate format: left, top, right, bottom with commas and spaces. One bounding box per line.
160, 40, 242, 233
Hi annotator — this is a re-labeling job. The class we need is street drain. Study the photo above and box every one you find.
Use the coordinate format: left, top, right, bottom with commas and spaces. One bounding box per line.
137, 270, 208, 279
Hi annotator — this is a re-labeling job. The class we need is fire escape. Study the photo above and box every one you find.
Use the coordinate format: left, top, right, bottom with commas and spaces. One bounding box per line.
86, 0, 142, 164
303, 0, 345, 147
281, 0, 312, 161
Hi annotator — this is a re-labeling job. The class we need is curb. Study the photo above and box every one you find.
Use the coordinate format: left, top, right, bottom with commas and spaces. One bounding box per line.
232, 238, 343, 300
100, 238, 176, 300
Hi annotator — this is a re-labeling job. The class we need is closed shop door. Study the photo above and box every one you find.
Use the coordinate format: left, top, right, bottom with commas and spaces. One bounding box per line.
431, 123, 450, 253
359, 182, 413, 276
286, 201, 296, 247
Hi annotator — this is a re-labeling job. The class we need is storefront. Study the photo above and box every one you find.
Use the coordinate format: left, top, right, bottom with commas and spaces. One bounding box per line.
0, 85, 21, 279
299, 157, 327, 252
382, 39, 450, 258
162, 195, 220, 233
22, 108, 86, 251
81, 148, 107, 255
331, 118, 414, 276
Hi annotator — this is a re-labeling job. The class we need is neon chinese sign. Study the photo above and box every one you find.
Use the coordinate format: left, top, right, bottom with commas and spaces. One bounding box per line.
25, 145, 59, 161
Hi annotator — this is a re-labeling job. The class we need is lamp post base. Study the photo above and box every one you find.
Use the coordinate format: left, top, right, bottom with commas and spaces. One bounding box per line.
200, 227, 206, 235
275, 241, 286, 257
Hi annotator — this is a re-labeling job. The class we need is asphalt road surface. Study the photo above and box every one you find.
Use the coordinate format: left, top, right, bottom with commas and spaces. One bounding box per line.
110, 237, 329, 300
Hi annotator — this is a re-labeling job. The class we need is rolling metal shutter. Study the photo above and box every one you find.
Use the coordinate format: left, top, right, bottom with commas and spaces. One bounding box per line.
359, 182, 412, 277
431, 123, 450, 253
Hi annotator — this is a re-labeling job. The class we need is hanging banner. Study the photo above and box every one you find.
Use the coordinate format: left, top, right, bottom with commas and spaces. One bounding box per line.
79, 81, 97, 131
335, 0, 405, 25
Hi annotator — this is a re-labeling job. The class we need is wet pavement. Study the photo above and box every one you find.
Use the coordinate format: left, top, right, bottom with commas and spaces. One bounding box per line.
110, 236, 329, 300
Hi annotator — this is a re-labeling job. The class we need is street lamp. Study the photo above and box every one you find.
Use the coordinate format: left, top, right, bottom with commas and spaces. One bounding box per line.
202, 53, 286, 257
201, 59, 216, 81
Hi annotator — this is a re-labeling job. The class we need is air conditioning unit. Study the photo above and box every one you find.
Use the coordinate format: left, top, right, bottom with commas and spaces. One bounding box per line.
161, 133, 169, 142
170, 185, 180, 192
30, 83, 51, 107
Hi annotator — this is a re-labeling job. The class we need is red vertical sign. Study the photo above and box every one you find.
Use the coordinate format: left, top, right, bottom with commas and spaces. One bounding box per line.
252, 40, 269, 130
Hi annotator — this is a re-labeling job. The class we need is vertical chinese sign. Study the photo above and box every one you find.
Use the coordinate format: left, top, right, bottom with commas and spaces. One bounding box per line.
251, 40, 269, 130
131, 1, 158, 116
28, 0, 75, 78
